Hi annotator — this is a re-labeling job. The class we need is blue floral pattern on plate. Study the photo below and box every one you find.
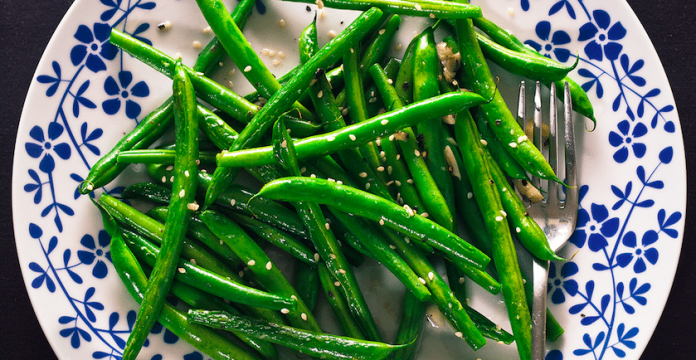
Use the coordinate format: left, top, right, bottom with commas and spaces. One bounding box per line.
13, 0, 684, 359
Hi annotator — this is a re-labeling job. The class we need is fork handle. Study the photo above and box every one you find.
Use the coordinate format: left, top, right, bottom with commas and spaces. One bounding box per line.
531, 257, 549, 360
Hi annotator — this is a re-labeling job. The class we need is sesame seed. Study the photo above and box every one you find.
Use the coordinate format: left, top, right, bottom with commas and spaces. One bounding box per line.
510, 129, 515, 135
319, 9, 326, 19
228, 69, 236, 76
501, 210, 507, 217
266, 261, 272, 270
455, 332, 463, 338
226, 80, 234, 88
379, 219, 385, 226
170, 176, 175, 183
192, 40, 202, 49
314, 253, 320, 261
184, 170, 190, 177
269, 50, 276, 58
368, 97, 377, 103
341, 108, 349, 116
375, 138, 381, 146
244, 65, 252, 72
467, 192, 473, 199
407, 178, 414, 184
328, 30, 337, 38
247, 260, 256, 266
334, 281, 341, 287
415, 4, 423, 10
315, 0, 324, 8
179, 189, 185, 198
281, 139, 287, 148
349, 134, 357, 141
418, 277, 426, 285
230, 199, 236, 206
279, 19, 286, 27
518, 135, 528, 142
459, 277, 465, 284
325, 222, 330, 230
387, 78, 393, 84
278, 52, 286, 59
365, 182, 371, 190
509, 142, 518, 148
350, 48, 354, 53
395, 43, 403, 50
329, 254, 337, 260
310, 174, 317, 178
158, 21, 172, 30
317, 90, 323, 98
430, 13, 436, 18
187, 203, 199, 211
359, 172, 368, 178
397, 154, 402, 160
480, 139, 488, 146
327, 135, 336, 142
281, 308, 290, 314
386, 180, 394, 186
414, 149, 421, 157
516, 227, 521, 233
173, 52, 182, 60
161, 176, 167, 183
495, 216, 504, 221
378, 29, 386, 35
377, 166, 385, 172
301, 313, 308, 321
291, 295, 298, 300
166, 165, 174, 171
339, 269, 346, 274
387, 166, 393, 174
178, 267, 186, 274
421, 212, 429, 218
428, 271, 435, 280
309, 79, 317, 86
389, 244, 397, 250
381, 119, 389, 125
272, 59, 281, 66
203, 26, 213, 34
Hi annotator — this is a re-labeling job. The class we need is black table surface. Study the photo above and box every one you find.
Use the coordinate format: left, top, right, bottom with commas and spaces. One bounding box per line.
1, 1, 694, 358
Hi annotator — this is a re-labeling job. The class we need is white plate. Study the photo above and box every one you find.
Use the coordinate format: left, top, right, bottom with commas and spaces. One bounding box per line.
12, 0, 686, 359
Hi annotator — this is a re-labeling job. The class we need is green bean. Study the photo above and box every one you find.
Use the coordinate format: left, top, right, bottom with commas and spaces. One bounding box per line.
147, 163, 309, 239
110, 228, 261, 360
299, 18, 391, 199
412, 26, 456, 231
342, 38, 393, 198
271, 118, 382, 341
199, 106, 240, 149
483, 148, 565, 262
189, 310, 408, 360
139, 261, 280, 360
453, 109, 531, 360
369, 63, 453, 230
471, 107, 528, 180
471, 16, 596, 126
204, 7, 384, 208
121, 61, 199, 360
223, 210, 319, 267
329, 210, 432, 301
378, 228, 486, 350
146, 206, 245, 270
394, 37, 416, 103
255, 177, 490, 271
476, 33, 577, 83
200, 210, 322, 332
194, 0, 315, 122
78, 0, 255, 194
294, 261, 320, 312
117, 149, 217, 164
121, 229, 296, 311
217, 92, 487, 168
317, 263, 366, 339
454, 3, 559, 184
283, 0, 481, 19
390, 291, 425, 360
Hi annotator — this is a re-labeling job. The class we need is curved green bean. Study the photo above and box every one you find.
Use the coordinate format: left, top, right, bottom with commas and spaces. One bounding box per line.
317, 263, 366, 339
282, 0, 481, 19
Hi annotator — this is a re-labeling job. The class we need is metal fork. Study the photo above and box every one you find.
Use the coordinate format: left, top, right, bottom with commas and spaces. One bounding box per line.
518, 81, 579, 360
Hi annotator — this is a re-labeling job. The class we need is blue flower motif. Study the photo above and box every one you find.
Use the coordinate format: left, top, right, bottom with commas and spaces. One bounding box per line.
102, 71, 150, 120
570, 203, 620, 251
25, 122, 72, 173
609, 120, 648, 163
616, 231, 659, 273
548, 261, 579, 304
578, 10, 627, 61
77, 230, 112, 279
70, 23, 118, 72
525, 21, 572, 62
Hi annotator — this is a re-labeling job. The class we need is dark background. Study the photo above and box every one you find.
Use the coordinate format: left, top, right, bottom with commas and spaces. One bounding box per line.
1, 0, 693, 358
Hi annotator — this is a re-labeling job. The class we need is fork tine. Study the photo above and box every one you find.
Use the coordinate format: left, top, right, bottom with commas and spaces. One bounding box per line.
563, 81, 579, 209
547, 82, 559, 205
517, 81, 526, 127
532, 81, 543, 190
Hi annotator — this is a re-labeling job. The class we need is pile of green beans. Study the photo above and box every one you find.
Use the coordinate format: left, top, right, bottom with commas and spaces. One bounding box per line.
80, 1, 595, 359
